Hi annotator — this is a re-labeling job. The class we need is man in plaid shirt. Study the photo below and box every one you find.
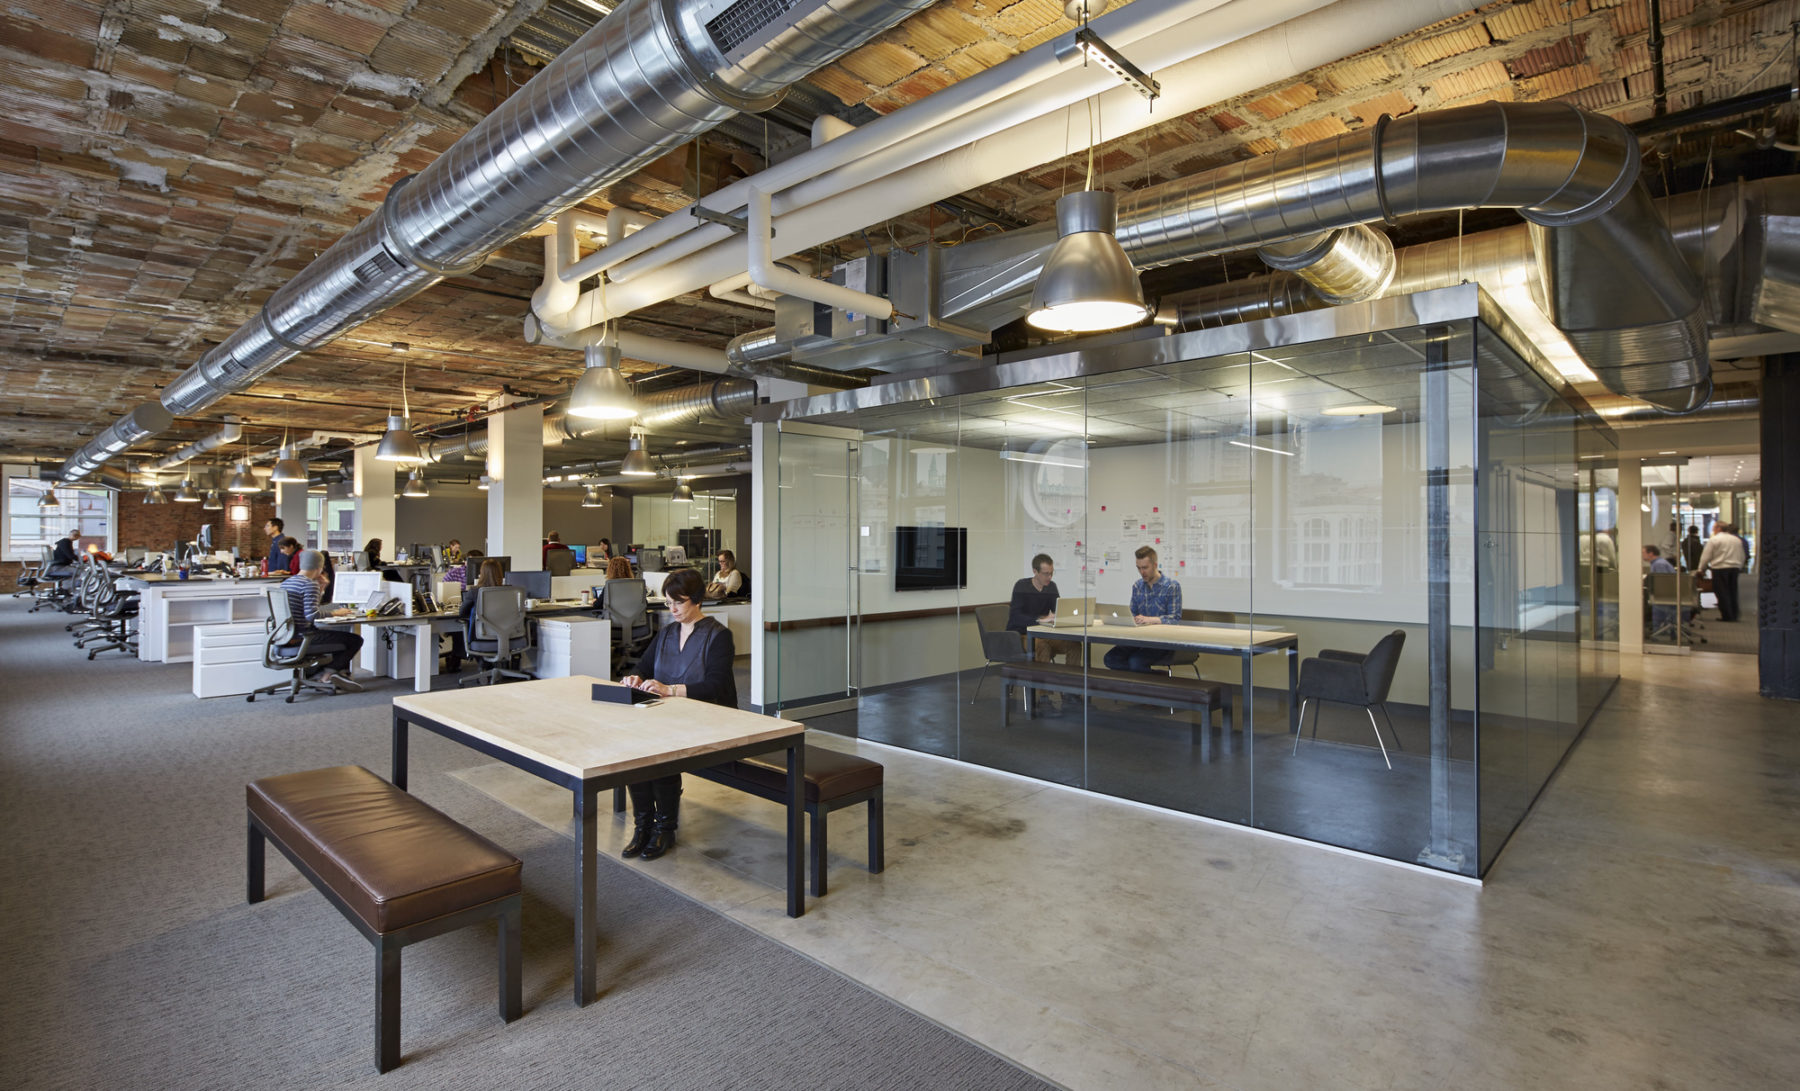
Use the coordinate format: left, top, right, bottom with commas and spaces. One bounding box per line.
1104, 545, 1183, 673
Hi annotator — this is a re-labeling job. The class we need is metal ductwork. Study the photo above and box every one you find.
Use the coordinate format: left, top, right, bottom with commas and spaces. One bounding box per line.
549, 445, 750, 479
1256, 225, 1395, 304
59, 402, 174, 481
147, 417, 243, 471
725, 328, 870, 388
70, 0, 934, 475
638, 378, 758, 428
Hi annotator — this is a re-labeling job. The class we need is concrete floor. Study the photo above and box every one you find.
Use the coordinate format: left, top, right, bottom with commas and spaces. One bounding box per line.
458, 650, 1798, 1090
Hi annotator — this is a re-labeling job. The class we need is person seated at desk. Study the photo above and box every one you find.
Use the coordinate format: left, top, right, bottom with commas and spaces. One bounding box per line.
1010, 550, 1079, 655
47, 527, 80, 576
1643, 545, 1677, 639
359, 538, 384, 572
1104, 545, 1182, 673
444, 539, 463, 567
595, 538, 613, 566
543, 531, 570, 567
620, 569, 737, 862
705, 549, 745, 599
451, 558, 508, 673
280, 550, 362, 686
606, 555, 632, 582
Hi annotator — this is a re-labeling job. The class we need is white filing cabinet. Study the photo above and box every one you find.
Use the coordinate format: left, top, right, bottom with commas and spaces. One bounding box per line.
192, 621, 290, 698
536, 616, 611, 679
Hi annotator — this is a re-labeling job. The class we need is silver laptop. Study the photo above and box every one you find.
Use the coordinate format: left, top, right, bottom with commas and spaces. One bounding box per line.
1096, 602, 1131, 623
1051, 596, 1096, 626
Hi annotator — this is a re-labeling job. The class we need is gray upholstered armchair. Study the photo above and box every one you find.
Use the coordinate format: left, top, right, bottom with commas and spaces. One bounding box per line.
1292, 629, 1406, 768
970, 603, 1030, 705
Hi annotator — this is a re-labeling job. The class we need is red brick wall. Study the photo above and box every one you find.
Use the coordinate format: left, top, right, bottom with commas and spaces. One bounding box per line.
1, 492, 279, 593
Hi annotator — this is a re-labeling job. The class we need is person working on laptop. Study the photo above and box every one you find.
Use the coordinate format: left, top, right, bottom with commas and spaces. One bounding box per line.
1008, 553, 1079, 666
1105, 546, 1183, 673
620, 568, 738, 862
280, 550, 362, 688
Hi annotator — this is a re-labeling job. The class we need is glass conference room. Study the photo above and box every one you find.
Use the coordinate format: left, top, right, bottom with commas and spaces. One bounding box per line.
760, 285, 1620, 877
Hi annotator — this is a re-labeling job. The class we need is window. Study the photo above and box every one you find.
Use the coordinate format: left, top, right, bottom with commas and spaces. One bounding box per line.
6, 478, 114, 560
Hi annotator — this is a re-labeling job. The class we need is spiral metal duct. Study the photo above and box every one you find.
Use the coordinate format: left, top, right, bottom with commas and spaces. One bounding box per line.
1256, 224, 1395, 304
58, 402, 173, 481
69, 0, 932, 475
638, 378, 758, 428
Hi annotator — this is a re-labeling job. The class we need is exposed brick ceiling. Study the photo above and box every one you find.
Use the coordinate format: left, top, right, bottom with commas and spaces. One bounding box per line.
1, 0, 1796, 470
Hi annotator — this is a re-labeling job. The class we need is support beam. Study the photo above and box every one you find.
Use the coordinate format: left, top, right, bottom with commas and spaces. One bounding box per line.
275, 482, 309, 550
1760, 355, 1798, 699
487, 395, 544, 562
354, 447, 396, 558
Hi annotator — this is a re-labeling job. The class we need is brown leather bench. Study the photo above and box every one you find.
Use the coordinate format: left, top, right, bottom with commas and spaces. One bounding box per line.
615, 745, 884, 896
1000, 662, 1232, 743
247, 765, 524, 1073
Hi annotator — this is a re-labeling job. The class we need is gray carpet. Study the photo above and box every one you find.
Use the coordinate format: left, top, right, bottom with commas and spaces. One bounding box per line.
0, 604, 1055, 1091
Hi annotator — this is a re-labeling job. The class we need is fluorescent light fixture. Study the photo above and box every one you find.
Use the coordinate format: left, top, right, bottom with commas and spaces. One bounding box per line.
619, 433, 655, 476
1026, 191, 1148, 333
568, 342, 637, 420
1320, 403, 1397, 416
998, 448, 1088, 469
1228, 440, 1294, 457
1657, 450, 1678, 455
375, 414, 426, 463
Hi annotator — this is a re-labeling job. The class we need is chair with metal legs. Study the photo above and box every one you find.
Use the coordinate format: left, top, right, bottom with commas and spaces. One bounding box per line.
969, 604, 1030, 705
1292, 629, 1407, 769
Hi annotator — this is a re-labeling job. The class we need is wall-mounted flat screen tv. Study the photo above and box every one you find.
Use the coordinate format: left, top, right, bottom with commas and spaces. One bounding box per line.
894, 525, 967, 592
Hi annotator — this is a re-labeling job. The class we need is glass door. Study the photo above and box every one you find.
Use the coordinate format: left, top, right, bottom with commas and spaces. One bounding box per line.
771, 423, 862, 724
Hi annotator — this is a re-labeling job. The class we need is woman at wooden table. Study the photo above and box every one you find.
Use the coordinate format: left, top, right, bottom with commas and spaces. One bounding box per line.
619, 568, 738, 861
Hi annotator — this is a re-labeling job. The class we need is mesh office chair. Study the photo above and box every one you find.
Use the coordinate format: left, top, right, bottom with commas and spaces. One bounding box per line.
546, 549, 576, 577
1293, 629, 1407, 769
1647, 571, 1706, 645
248, 587, 340, 703
970, 603, 1031, 705
77, 566, 139, 660
13, 546, 43, 599
602, 578, 652, 672
460, 585, 534, 686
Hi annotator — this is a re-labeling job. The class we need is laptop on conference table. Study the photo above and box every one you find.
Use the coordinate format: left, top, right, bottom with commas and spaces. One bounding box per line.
1050, 596, 1096, 626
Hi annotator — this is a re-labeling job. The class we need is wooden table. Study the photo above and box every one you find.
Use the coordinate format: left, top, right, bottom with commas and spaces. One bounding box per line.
1027, 622, 1301, 744
390, 676, 806, 1006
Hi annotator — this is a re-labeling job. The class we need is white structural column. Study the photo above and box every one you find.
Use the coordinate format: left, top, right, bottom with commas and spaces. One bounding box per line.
275, 481, 309, 547
749, 420, 776, 712
353, 446, 397, 556
1618, 459, 1643, 654
486, 394, 544, 560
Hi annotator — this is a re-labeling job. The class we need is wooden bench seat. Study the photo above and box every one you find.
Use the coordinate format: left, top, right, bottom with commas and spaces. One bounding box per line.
1000, 662, 1232, 742
247, 765, 523, 1073
616, 744, 884, 896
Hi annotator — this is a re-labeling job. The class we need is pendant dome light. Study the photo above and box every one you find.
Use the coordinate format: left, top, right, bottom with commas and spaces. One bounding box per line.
619, 432, 655, 476
226, 429, 261, 493
375, 351, 426, 463
568, 339, 637, 421
270, 425, 307, 483
201, 487, 224, 510
141, 465, 167, 505
402, 468, 430, 497
37, 489, 60, 510
172, 475, 201, 502
1026, 102, 1148, 333
580, 485, 605, 507
670, 481, 694, 503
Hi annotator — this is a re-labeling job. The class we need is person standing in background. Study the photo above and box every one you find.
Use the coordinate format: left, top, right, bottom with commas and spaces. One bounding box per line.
1698, 522, 1748, 621
1681, 525, 1703, 571
263, 518, 286, 575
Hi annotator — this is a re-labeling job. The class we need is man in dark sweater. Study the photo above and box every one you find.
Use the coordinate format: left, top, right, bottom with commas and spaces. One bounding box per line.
1008, 553, 1080, 670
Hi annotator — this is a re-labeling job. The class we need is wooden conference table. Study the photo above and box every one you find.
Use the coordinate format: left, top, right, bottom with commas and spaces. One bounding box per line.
1026, 622, 1302, 744
390, 676, 806, 1007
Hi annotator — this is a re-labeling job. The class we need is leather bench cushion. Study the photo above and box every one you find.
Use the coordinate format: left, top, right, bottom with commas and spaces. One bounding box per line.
1002, 662, 1225, 704
720, 746, 884, 804
247, 765, 522, 934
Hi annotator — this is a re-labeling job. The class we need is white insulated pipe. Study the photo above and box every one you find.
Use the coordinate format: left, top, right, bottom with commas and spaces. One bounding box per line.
537, 0, 1247, 298
541, 0, 1472, 334
523, 314, 730, 373
748, 188, 895, 320
148, 417, 243, 470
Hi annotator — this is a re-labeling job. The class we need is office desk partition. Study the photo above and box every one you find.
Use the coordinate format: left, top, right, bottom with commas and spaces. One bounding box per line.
1027, 623, 1301, 745
123, 576, 287, 663
318, 601, 608, 692
390, 677, 805, 1006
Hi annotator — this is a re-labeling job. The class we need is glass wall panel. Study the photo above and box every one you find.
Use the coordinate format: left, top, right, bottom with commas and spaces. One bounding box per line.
769, 290, 1616, 878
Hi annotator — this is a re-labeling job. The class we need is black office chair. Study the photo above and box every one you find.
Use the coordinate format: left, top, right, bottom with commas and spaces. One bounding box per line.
77, 567, 139, 660
546, 549, 576, 577
1293, 629, 1406, 769
461, 585, 534, 686
602, 578, 652, 672
248, 587, 340, 703
970, 603, 1031, 705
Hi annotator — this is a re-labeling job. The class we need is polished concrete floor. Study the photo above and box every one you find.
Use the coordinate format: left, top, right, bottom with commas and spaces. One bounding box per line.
459, 650, 1799, 1090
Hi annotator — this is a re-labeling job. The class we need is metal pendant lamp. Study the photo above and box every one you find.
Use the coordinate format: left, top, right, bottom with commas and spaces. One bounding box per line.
1026, 189, 1148, 333
37, 489, 60, 510
172, 476, 201, 502
226, 459, 260, 493
201, 488, 224, 510
402, 468, 430, 497
619, 432, 655, 476
270, 426, 307, 483
142, 475, 167, 504
670, 480, 694, 503
580, 485, 605, 508
568, 340, 637, 420
376, 353, 427, 463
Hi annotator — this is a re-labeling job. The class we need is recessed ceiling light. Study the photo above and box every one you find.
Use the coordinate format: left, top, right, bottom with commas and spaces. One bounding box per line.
1657, 450, 1677, 455
1320, 403, 1398, 416
1228, 440, 1294, 457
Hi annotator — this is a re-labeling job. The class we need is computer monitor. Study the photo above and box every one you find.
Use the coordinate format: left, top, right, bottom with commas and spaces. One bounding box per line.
504, 570, 552, 599
640, 547, 664, 572
569, 544, 587, 564
662, 544, 688, 567
485, 556, 512, 578
642, 569, 670, 598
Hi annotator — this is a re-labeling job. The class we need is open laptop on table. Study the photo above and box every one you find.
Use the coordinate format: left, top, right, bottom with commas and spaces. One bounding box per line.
1047, 596, 1096, 627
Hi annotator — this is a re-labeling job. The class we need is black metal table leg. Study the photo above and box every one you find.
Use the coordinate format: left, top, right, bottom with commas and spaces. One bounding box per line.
786, 739, 805, 918
574, 781, 598, 1005
391, 708, 409, 790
